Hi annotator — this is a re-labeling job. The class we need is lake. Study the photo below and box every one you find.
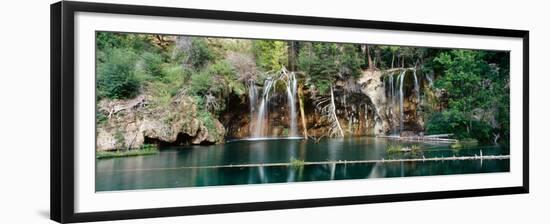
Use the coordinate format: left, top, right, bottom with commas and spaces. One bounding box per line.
96, 137, 509, 191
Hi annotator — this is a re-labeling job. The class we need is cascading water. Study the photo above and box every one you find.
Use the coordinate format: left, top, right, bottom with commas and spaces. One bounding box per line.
364, 104, 369, 135
250, 70, 300, 138
426, 71, 434, 87
247, 79, 258, 134
398, 70, 406, 134
285, 72, 298, 137
388, 73, 396, 134
253, 78, 274, 138
412, 69, 420, 102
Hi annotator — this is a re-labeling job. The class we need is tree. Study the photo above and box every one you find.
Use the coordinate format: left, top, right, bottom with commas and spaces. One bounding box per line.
426, 49, 507, 142
252, 40, 288, 71
287, 41, 299, 71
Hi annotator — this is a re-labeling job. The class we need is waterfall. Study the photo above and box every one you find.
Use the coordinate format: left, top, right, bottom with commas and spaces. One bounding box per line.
398, 70, 406, 134
253, 78, 275, 137
251, 70, 299, 138
365, 104, 369, 135
285, 72, 298, 137
412, 69, 420, 102
388, 73, 396, 134
426, 72, 434, 87
247, 79, 258, 135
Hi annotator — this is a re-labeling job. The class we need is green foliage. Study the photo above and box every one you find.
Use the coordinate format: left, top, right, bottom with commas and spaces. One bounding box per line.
207, 60, 245, 96
189, 61, 243, 113
289, 157, 305, 168
141, 52, 164, 78
339, 44, 363, 78
97, 48, 141, 99
425, 50, 509, 143
96, 145, 158, 159
253, 40, 288, 71
189, 38, 213, 68
298, 43, 339, 95
197, 109, 216, 131
190, 70, 213, 95
298, 43, 362, 95
96, 111, 108, 125
386, 143, 403, 154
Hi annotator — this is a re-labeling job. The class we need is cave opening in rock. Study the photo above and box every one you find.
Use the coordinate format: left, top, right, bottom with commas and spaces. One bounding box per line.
143, 133, 194, 148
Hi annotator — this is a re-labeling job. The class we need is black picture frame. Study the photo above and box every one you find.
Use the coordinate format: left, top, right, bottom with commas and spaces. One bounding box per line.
50, 1, 529, 223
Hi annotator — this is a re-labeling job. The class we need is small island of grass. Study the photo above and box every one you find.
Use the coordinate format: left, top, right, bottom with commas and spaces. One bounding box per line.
96, 144, 159, 159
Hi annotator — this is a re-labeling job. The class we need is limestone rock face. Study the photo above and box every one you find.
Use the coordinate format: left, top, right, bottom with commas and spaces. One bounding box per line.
96, 95, 225, 151
357, 70, 392, 135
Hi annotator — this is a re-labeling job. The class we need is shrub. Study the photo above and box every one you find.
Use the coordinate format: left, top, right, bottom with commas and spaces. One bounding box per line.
426, 111, 493, 142
141, 52, 164, 78
190, 71, 213, 95
97, 48, 141, 99
188, 38, 213, 68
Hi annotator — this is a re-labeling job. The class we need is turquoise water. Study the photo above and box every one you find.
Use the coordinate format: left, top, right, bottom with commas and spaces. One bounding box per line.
96, 137, 509, 191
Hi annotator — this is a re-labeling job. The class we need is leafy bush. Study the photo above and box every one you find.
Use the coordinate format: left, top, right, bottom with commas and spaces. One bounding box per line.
97, 48, 141, 99
426, 111, 493, 142
188, 38, 213, 68
141, 52, 164, 78
208, 60, 245, 96
190, 71, 213, 95
197, 110, 216, 131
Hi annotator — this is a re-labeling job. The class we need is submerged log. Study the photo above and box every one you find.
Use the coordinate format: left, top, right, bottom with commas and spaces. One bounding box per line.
382, 134, 459, 143
104, 155, 510, 172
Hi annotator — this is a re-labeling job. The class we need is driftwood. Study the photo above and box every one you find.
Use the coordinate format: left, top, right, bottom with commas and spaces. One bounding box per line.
101, 95, 146, 119
383, 134, 459, 143
314, 85, 344, 137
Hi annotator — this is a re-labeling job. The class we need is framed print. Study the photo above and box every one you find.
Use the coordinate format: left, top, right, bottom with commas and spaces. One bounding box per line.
51, 1, 529, 223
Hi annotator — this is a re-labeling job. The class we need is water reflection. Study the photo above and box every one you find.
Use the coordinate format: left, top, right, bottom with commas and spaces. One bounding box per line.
96, 137, 510, 191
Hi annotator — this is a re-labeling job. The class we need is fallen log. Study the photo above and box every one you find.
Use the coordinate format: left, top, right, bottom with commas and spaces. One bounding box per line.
103, 154, 510, 173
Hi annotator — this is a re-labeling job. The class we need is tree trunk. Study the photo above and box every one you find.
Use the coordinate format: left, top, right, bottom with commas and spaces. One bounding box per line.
298, 84, 308, 138
391, 53, 395, 69
287, 41, 298, 71
330, 86, 345, 137
375, 48, 381, 69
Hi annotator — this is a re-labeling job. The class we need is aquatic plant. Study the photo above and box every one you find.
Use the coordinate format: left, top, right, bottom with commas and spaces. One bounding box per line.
289, 157, 305, 168
386, 143, 403, 154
